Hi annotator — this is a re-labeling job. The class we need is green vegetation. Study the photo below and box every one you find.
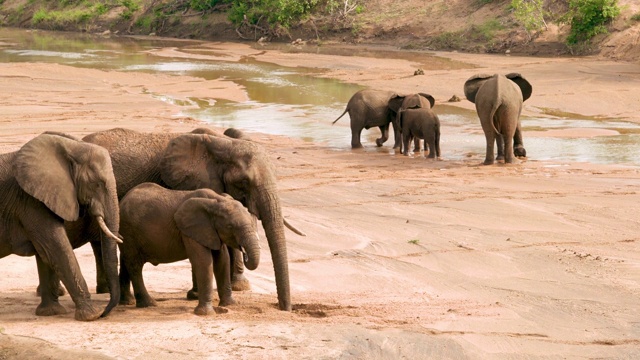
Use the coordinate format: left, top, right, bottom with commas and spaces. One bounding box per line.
228, 0, 319, 30
566, 0, 620, 44
511, 0, 547, 38
408, 239, 420, 245
630, 12, 640, 22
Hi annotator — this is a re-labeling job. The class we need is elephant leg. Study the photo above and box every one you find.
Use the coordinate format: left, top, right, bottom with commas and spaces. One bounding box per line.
127, 260, 156, 308
375, 124, 390, 147
31, 227, 100, 321
230, 248, 250, 291
496, 135, 505, 161
183, 236, 215, 315
513, 124, 526, 157
483, 131, 496, 165
213, 246, 235, 307
413, 138, 421, 153
425, 133, 437, 159
36, 274, 65, 297
35, 254, 68, 316
118, 256, 136, 305
391, 121, 402, 149
350, 124, 364, 148
435, 130, 441, 158
402, 133, 412, 156
503, 132, 516, 164
91, 241, 110, 294
187, 269, 198, 300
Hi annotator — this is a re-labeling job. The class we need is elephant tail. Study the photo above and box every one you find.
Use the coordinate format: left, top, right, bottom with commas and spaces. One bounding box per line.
489, 102, 502, 136
331, 108, 349, 125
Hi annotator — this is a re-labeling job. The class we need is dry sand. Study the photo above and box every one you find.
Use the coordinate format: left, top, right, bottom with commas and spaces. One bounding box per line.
0, 39, 639, 359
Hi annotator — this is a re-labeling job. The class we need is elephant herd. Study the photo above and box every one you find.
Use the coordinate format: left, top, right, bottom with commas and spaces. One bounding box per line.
0, 127, 299, 321
333, 73, 533, 165
0, 72, 532, 322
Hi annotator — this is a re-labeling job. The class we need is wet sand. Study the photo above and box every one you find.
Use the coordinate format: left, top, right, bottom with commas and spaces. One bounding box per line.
1, 40, 639, 359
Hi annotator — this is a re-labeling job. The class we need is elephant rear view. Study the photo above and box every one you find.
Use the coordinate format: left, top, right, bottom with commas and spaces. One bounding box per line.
464, 73, 532, 164
118, 183, 260, 316
332, 89, 404, 149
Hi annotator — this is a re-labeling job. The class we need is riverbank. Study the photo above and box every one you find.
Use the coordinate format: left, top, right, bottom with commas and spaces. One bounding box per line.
0, 37, 639, 359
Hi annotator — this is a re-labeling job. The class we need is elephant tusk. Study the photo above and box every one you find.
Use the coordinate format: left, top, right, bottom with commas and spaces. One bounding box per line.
284, 218, 306, 237
96, 216, 123, 244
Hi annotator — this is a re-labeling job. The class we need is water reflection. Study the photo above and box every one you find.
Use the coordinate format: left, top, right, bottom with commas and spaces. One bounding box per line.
1, 27, 639, 166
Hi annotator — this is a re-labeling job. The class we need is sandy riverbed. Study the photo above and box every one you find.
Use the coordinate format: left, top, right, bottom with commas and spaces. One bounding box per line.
0, 39, 639, 359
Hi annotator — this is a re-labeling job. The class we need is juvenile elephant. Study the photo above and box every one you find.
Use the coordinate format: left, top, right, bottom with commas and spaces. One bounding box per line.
332, 89, 405, 149
0, 133, 121, 321
72, 127, 296, 311
464, 73, 532, 164
119, 183, 260, 315
391, 93, 441, 159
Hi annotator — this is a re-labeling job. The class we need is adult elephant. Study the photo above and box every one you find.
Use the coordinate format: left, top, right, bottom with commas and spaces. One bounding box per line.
80, 128, 294, 311
464, 73, 532, 164
119, 183, 260, 315
391, 93, 441, 159
332, 89, 405, 149
0, 133, 121, 321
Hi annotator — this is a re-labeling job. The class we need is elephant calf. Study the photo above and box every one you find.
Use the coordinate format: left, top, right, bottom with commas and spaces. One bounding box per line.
393, 93, 441, 159
118, 183, 260, 315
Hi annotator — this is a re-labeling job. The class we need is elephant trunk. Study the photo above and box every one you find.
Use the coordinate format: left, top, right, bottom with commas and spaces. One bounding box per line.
256, 185, 291, 311
98, 181, 120, 317
240, 229, 261, 271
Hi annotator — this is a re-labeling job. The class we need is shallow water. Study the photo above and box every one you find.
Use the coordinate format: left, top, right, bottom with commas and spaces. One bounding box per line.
1, 28, 639, 166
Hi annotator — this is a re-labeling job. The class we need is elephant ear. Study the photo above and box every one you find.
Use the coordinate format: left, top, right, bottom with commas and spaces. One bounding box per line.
387, 94, 405, 114
174, 197, 222, 250
418, 93, 436, 108
506, 73, 533, 102
160, 134, 228, 192
13, 133, 80, 221
463, 74, 492, 104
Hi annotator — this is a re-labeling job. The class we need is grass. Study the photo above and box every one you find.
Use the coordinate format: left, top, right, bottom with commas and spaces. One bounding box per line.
408, 239, 420, 245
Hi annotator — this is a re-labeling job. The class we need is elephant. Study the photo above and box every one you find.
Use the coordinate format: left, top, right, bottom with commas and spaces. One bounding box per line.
332, 89, 406, 149
0, 133, 121, 321
463, 73, 532, 164
70, 127, 296, 311
118, 183, 260, 315
391, 93, 441, 159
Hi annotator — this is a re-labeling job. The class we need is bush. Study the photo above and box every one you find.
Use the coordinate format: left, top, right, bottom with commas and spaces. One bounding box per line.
229, 0, 319, 30
511, 0, 547, 37
566, 0, 620, 44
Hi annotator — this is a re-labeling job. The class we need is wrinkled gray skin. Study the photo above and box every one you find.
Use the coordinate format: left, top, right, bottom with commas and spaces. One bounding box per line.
76, 127, 293, 311
0, 133, 121, 321
119, 183, 260, 315
332, 89, 408, 149
464, 73, 532, 164
391, 93, 441, 159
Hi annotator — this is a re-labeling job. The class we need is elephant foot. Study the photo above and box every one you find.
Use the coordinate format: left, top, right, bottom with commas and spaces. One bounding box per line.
375, 139, 385, 147
231, 274, 251, 292
514, 146, 527, 157
186, 289, 199, 300
483, 160, 495, 165
218, 297, 237, 307
351, 143, 364, 149
119, 293, 136, 306
135, 296, 157, 308
74, 303, 102, 321
194, 303, 214, 316
35, 301, 68, 316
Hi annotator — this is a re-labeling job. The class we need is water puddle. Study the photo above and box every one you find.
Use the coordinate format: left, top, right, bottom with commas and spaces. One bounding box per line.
1, 27, 639, 166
